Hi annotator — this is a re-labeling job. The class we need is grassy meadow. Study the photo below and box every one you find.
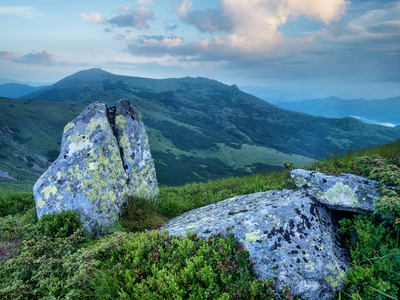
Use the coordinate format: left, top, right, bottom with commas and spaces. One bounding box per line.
1, 139, 400, 299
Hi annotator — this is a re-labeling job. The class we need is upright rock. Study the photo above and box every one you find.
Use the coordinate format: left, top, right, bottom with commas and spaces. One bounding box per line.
33, 99, 158, 235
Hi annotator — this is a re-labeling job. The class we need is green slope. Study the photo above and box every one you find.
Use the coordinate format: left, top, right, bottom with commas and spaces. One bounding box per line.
1, 68, 399, 189
0, 98, 85, 191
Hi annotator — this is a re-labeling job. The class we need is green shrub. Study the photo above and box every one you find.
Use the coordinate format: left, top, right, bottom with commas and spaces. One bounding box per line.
344, 154, 400, 227
0, 210, 87, 299
64, 230, 299, 299
0, 192, 35, 217
337, 215, 400, 299
38, 209, 84, 239
121, 196, 166, 233
0, 228, 87, 299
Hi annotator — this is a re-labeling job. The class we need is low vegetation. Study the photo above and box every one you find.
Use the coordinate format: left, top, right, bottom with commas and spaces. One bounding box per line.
1, 139, 400, 299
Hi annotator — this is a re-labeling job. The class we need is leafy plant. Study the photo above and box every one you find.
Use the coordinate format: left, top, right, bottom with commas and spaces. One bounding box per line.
37, 209, 84, 239
0, 210, 86, 299
64, 230, 299, 299
338, 215, 400, 299
121, 196, 166, 233
0, 191, 35, 217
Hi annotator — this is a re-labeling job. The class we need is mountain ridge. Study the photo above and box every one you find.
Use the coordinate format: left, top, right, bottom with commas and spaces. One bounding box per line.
1, 68, 400, 189
0, 83, 46, 99
276, 96, 400, 126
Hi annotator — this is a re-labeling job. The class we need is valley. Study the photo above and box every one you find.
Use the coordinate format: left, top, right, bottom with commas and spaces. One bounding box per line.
1, 68, 399, 190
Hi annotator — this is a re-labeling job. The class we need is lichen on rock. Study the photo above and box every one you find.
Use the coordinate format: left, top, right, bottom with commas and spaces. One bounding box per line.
33, 99, 158, 235
160, 190, 349, 300
291, 169, 381, 213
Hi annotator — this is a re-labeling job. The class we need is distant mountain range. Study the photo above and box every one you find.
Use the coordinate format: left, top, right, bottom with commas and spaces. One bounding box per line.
276, 96, 400, 127
0, 83, 46, 98
1, 68, 399, 190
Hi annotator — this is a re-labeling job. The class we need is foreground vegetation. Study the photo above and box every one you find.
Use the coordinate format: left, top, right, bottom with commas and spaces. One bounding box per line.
1, 140, 400, 299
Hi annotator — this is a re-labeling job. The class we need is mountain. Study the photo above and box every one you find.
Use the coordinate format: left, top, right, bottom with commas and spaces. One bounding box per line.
2, 68, 400, 190
0, 97, 83, 191
276, 96, 400, 127
0, 83, 46, 98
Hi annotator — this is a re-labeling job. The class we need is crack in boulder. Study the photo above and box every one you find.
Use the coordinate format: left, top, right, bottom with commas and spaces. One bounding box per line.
106, 105, 127, 171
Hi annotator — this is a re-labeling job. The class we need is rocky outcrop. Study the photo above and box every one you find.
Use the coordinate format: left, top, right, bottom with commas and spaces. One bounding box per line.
161, 190, 348, 300
161, 171, 383, 299
291, 169, 381, 214
33, 99, 158, 235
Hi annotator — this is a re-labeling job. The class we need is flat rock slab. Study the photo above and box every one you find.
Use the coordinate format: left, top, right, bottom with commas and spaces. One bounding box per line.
291, 169, 381, 214
34, 99, 158, 235
161, 189, 348, 300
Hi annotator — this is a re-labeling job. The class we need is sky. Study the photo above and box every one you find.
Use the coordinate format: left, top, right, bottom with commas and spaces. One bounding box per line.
0, 0, 399, 101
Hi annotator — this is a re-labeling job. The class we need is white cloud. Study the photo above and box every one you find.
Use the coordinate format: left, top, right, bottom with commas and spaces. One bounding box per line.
180, 8, 232, 32
136, 0, 154, 5
175, 0, 192, 17
160, 36, 183, 47
344, 2, 400, 41
108, 7, 154, 29
0, 50, 56, 65
0, 6, 44, 18
108, 0, 349, 62
80, 12, 101, 23
216, 0, 347, 55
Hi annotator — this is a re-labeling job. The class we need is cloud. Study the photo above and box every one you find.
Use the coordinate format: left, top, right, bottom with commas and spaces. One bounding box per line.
136, 0, 154, 5
180, 8, 233, 32
0, 51, 56, 65
166, 24, 179, 31
107, 7, 154, 29
175, 0, 192, 17
344, 1, 400, 41
127, 0, 348, 61
81, 12, 101, 23
128, 35, 187, 56
100, 0, 349, 64
0, 51, 15, 60
0, 6, 44, 18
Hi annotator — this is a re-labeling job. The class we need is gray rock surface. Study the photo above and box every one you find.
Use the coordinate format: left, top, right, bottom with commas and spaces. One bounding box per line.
291, 169, 381, 213
161, 190, 349, 300
34, 99, 158, 235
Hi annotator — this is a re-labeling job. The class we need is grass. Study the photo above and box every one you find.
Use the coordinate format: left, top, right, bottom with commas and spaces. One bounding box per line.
0, 139, 400, 299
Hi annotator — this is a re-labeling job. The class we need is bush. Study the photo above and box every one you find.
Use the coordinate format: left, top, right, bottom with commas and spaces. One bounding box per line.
64, 230, 299, 299
0, 192, 35, 217
38, 209, 84, 239
0, 228, 87, 299
121, 196, 166, 233
338, 215, 400, 299
0, 210, 87, 299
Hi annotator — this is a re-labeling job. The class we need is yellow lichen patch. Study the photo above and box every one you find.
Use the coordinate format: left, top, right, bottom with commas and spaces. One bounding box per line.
325, 182, 360, 207
116, 115, 127, 127
325, 269, 346, 288
37, 199, 46, 209
292, 175, 307, 187
245, 230, 261, 244
42, 185, 58, 200
63, 122, 75, 133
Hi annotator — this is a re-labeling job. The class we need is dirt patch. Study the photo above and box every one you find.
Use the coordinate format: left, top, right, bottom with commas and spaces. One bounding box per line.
0, 238, 22, 263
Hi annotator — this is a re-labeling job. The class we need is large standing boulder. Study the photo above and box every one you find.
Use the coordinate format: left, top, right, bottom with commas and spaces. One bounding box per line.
33, 99, 158, 235
291, 169, 381, 214
161, 190, 349, 300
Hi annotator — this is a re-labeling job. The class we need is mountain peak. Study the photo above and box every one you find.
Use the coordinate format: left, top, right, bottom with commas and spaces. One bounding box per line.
67, 68, 112, 79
